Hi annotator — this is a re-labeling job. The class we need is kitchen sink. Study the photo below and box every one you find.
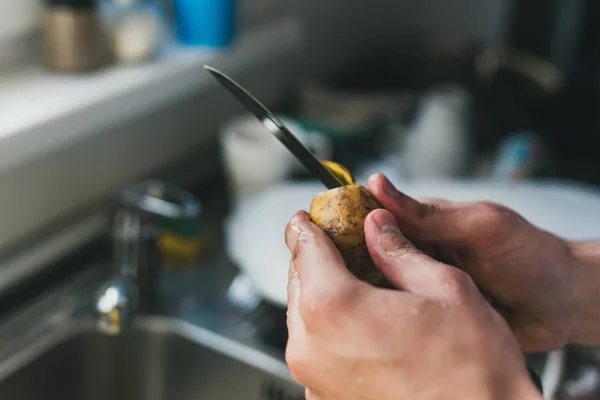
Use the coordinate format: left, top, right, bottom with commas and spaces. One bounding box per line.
0, 316, 304, 400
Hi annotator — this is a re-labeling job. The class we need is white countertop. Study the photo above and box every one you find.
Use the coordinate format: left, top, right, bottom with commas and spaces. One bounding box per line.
0, 43, 222, 173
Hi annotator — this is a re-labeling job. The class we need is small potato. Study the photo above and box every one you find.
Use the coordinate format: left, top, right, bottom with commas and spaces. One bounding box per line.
309, 184, 391, 287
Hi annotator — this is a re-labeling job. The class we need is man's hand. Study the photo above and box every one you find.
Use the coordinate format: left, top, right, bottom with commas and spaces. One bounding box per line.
367, 173, 589, 352
284, 210, 541, 400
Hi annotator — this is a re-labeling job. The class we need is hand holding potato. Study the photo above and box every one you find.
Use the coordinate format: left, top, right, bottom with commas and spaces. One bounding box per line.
285, 210, 542, 400
366, 173, 599, 352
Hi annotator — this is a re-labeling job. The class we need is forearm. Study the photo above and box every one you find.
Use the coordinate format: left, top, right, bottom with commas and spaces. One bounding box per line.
567, 240, 600, 345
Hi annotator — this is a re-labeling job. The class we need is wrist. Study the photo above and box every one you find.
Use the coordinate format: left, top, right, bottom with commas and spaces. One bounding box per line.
565, 240, 600, 345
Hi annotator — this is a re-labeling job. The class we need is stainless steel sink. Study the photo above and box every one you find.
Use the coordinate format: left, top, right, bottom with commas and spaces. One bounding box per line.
0, 316, 304, 400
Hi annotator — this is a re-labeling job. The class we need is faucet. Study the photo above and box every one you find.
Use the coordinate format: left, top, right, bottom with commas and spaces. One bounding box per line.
95, 179, 201, 335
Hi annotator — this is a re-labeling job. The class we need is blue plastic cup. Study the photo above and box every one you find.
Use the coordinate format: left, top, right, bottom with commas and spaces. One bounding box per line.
174, 0, 237, 48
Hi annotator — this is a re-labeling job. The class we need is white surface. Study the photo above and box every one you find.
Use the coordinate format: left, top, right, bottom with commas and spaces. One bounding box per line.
0, 44, 216, 173
0, 0, 40, 45
226, 178, 600, 308
0, 0, 41, 69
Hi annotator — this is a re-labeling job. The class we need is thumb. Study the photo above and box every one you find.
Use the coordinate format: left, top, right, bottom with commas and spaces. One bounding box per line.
365, 209, 471, 301
367, 173, 474, 243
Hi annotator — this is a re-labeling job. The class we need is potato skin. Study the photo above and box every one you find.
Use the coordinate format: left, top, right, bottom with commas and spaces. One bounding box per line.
309, 184, 391, 287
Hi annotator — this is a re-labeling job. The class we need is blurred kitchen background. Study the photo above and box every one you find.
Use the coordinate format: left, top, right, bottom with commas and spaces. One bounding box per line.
1, 0, 600, 399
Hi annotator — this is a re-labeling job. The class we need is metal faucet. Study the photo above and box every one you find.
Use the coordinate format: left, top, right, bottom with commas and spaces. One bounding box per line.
95, 179, 201, 335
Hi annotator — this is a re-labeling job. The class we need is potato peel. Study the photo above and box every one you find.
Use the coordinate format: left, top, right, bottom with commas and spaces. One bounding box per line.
321, 160, 355, 186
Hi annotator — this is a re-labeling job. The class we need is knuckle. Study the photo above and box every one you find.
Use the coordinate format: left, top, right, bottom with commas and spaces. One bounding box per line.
471, 201, 504, 220
299, 287, 329, 328
438, 267, 474, 300
299, 283, 355, 329
285, 344, 312, 384
416, 202, 443, 219
470, 201, 522, 226
464, 202, 513, 244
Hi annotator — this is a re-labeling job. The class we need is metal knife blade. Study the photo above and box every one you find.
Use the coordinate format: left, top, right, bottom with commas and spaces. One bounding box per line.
204, 65, 343, 189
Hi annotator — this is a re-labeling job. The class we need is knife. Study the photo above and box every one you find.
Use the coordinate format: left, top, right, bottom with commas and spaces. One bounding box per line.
204, 65, 344, 189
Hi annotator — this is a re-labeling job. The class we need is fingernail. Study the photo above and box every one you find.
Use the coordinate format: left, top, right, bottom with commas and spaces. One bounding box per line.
372, 210, 401, 233
381, 175, 399, 197
286, 212, 308, 251
290, 211, 309, 233
290, 216, 303, 233
372, 210, 412, 254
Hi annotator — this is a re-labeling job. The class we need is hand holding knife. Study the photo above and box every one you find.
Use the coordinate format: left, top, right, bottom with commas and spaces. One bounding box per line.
204, 64, 543, 396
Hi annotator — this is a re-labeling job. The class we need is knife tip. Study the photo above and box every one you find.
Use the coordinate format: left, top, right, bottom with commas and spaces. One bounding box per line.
205, 65, 228, 82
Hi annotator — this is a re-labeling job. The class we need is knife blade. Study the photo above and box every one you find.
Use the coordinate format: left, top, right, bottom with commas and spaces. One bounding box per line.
204, 65, 343, 189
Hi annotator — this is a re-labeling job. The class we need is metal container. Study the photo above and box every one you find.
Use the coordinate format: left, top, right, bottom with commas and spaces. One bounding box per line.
43, 0, 109, 72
